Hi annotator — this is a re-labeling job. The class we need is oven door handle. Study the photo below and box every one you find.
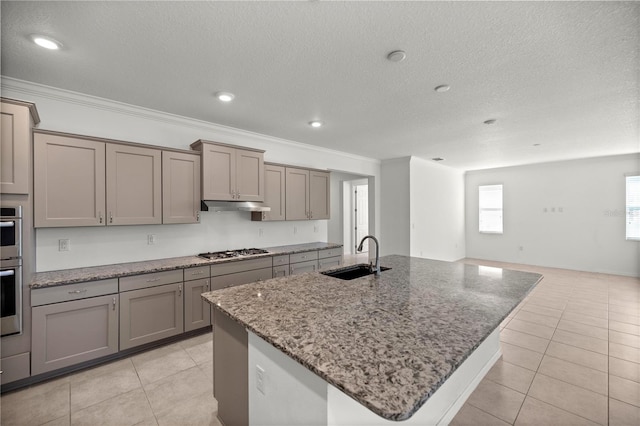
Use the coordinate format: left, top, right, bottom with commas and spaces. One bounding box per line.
0, 270, 15, 277
0, 221, 16, 228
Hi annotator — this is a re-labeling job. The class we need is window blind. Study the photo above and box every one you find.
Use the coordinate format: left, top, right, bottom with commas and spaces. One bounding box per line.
479, 184, 503, 234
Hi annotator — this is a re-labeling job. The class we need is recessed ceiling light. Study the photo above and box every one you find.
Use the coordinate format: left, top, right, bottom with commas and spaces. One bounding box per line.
309, 121, 323, 128
483, 119, 497, 125
215, 92, 235, 102
31, 35, 62, 50
434, 85, 450, 93
432, 157, 445, 162
387, 50, 406, 62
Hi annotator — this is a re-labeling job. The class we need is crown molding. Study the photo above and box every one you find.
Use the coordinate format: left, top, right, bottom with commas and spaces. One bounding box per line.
1, 76, 381, 166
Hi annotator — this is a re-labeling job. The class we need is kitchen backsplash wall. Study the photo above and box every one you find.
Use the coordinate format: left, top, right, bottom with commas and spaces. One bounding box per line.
36, 213, 328, 271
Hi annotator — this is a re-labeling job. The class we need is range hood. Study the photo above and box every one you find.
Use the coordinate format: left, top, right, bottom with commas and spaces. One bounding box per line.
200, 200, 271, 212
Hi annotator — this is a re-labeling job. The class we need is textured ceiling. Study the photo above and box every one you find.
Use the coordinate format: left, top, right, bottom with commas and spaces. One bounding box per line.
1, 1, 638, 170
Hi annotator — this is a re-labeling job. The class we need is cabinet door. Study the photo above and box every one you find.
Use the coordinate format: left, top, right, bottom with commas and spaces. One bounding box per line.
318, 256, 343, 271
106, 144, 162, 225
119, 283, 184, 350
273, 265, 289, 278
236, 149, 264, 201
290, 260, 317, 275
309, 170, 330, 220
162, 151, 201, 224
285, 167, 309, 220
34, 133, 106, 227
0, 102, 30, 194
261, 164, 285, 220
202, 144, 235, 201
184, 278, 211, 332
32, 294, 119, 375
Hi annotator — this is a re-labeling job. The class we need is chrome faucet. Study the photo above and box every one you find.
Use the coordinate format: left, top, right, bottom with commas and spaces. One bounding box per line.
357, 235, 380, 276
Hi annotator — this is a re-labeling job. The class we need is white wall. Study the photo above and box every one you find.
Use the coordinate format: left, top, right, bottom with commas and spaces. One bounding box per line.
380, 158, 411, 256
465, 154, 640, 277
410, 157, 466, 261
1, 77, 381, 271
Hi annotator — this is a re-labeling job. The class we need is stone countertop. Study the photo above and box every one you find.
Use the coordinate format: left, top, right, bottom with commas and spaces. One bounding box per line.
202, 255, 542, 421
30, 242, 342, 288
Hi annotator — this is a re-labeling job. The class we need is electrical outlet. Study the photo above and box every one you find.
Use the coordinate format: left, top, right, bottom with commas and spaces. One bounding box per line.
314, 225, 318, 233
147, 234, 156, 245
259, 228, 264, 237
293, 226, 297, 235
58, 239, 70, 251
256, 365, 265, 395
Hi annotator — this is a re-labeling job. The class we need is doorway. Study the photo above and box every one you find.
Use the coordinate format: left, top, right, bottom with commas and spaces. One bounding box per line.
354, 183, 369, 254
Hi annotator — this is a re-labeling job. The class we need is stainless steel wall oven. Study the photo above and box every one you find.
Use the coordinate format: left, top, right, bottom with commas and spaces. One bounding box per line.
1, 206, 23, 336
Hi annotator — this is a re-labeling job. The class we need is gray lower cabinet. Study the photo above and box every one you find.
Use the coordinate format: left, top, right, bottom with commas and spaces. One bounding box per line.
273, 265, 289, 278
290, 260, 318, 275
318, 256, 342, 270
31, 294, 119, 375
184, 278, 211, 332
119, 283, 184, 350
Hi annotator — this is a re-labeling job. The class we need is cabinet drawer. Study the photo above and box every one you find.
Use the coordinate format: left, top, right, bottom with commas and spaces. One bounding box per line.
319, 256, 343, 271
272, 254, 289, 266
318, 248, 342, 259
289, 260, 317, 275
184, 265, 210, 281
119, 269, 183, 292
290, 251, 318, 264
211, 268, 272, 290
210, 257, 272, 277
32, 279, 118, 306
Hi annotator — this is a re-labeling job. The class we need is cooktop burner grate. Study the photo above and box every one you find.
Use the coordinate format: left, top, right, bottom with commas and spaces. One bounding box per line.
197, 248, 269, 260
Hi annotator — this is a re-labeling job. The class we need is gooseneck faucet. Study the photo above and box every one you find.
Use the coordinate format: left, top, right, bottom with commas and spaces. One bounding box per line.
357, 235, 380, 276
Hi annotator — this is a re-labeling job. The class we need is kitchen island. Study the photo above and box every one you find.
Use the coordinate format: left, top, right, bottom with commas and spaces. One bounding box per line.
202, 255, 542, 425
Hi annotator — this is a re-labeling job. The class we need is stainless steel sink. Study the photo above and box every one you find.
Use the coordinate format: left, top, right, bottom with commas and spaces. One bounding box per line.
321, 264, 391, 280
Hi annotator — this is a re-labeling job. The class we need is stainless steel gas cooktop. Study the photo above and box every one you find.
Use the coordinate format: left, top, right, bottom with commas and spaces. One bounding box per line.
197, 248, 269, 260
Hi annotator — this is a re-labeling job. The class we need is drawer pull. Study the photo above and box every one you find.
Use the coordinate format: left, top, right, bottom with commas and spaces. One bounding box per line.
191, 271, 204, 275
146, 278, 160, 282
68, 289, 87, 294
178, 284, 182, 296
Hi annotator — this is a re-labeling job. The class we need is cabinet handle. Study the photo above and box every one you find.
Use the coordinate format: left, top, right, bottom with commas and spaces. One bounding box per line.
112, 297, 116, 310
109, 212, 113, 224
178, 284, 182, 296
262, 212, 266, 220
191, 271, 204, 276
310, 211, 313, 219
68, 289, 87, 294
205, 281, 209, 291
146, 278, 160, 282
99, 212, 103, 224
196, 212, 200, 222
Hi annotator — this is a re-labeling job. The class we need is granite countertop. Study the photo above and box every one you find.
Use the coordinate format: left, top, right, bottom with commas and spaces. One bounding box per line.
30, 242, 342, 288
202, 255, 542, 421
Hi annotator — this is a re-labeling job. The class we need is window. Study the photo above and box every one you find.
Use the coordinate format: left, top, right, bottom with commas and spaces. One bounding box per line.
626, 175, 640, 240
479, 184, 503, 234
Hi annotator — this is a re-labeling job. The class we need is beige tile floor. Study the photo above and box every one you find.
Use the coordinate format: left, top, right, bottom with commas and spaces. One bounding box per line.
0, 333, 220, 426
1, 259, 639, 425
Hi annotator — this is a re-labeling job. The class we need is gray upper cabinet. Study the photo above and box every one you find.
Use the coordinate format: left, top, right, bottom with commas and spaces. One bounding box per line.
106, 144, 162, 225
285, 167, 331, 221
1, 99, 39, 194
34, 132, 107, 227
162, 151, 201, 224
252, 163, 285, 221
309, 170, 330, 220
191, 140, 265, 202
285, 167, 310, 220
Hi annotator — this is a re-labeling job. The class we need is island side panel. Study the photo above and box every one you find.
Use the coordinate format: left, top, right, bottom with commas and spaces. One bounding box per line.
248, 332, 328, 425
214, 310, 248, 426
